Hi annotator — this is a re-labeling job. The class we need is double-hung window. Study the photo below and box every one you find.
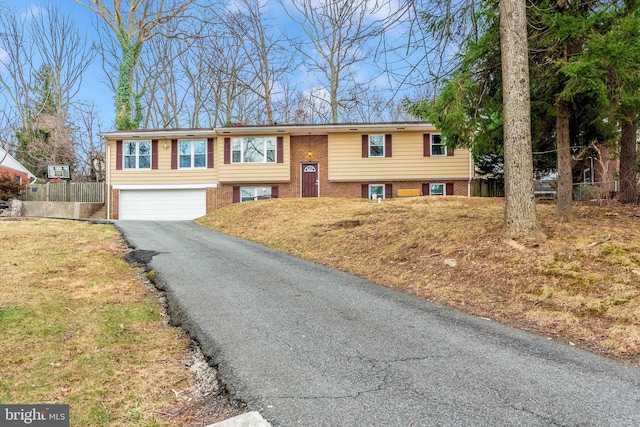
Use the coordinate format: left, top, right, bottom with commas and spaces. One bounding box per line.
124, 141, 151, 169
179, 140, 206, 168
431, 134, 446, 156
368, 135, 385, 157
232, 137, 276, 163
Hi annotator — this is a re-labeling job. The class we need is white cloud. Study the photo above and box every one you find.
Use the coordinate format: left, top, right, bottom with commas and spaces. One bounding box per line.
21, 5, 44, 19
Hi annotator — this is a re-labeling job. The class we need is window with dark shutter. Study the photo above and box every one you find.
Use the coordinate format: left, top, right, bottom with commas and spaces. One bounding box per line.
232, 186, 240, 203
151, 140, 158, 169
385, 183, 393, 199
207, 138, 214, 168
361, 135, 369, 158
116, 140, 123, 170
422, 183, 430, 195
361, 184, 369, 198
385, 134, 392, 157
423, 134, 431, 157
271, 186, 279, 198
224, 138, 231, 164
171, 140, 178, 169
446, 183, 454, 195
277, 137, 284, 163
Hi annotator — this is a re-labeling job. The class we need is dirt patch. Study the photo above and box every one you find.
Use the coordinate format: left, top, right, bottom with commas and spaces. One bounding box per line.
155, 343, 244, 426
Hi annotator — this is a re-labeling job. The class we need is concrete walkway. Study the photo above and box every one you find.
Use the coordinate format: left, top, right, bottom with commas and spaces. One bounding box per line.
206, 411, 271, 427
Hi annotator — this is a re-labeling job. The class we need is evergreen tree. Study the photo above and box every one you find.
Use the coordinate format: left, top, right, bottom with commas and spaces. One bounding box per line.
33, 65, 58, 116
409, 0, 637, 221
14, 65, 75, 179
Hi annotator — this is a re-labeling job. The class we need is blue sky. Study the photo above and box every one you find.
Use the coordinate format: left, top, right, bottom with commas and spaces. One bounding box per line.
5, 0, 115, 128
3, 0, 428, 130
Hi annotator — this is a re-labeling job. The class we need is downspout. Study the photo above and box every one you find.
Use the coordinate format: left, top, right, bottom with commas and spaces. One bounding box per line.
468, 149, 473, 197
106, 142, 111, 220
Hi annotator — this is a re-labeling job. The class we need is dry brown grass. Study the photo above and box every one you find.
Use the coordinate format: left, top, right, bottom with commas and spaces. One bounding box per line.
0, 218, 238, 426
197, 197, 640, 366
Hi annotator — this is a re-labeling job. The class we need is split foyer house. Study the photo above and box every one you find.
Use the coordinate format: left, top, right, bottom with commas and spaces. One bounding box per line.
101, 122, 474, 221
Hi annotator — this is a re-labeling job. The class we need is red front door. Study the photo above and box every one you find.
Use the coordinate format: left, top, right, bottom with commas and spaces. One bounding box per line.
302, 163, 319, 198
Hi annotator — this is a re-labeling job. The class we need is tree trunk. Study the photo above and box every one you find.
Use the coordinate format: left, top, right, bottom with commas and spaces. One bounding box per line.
555, 101, 573, 221
116, 35, 142, 130
500, 0, 539, 238
618, 112, 638, 203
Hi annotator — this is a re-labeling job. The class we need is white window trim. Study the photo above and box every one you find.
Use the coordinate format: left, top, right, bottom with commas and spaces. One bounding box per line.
241, 186, 272, 202
430, 183, 445, 196
369, 134, 385, 157
369, 184, 385, 199
124, 140, 152, 170
431, 134, 447, 157
231, 136, 276, 164
179, 140, 207, 169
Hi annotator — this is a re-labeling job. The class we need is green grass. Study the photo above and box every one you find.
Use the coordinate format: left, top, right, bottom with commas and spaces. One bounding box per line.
0, 218, 219, 426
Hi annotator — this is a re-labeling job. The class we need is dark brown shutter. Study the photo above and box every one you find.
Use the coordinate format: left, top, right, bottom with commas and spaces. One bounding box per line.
422, 183, 430, 195
171, 139, 178, 169
151, 140, 158, 169
116, 140, 123, 170
271, 186, 279, 198
361, 184, 369, 198
423, 134, 431, 157
224, 138, 231, 164
277, 137, 284, 163
385, 134, 392, 158
447, 146, 455, 156
232, 186, 240, 203
446, 182, 454, 195
385, 183, 393, 199
207, 138, 214, 168
361, 135, 369, 158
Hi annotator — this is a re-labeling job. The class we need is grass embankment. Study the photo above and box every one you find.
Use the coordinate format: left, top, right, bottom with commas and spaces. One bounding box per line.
0, 218, 237, 426
197, 197, 640, 366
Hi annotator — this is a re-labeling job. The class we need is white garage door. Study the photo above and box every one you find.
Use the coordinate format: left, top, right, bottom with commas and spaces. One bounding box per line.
119, 189, 206, 220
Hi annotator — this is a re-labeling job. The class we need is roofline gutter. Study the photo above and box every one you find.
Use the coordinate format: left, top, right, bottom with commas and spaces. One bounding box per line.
98, 122, 436, 139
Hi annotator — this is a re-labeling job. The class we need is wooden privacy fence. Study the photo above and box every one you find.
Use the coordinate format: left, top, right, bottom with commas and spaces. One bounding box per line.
474, 179, 505, 197
24, 182, 105, 203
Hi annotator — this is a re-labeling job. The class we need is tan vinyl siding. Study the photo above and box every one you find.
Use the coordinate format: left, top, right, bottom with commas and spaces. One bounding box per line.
108, 139, 218, 185
218, 135, 290, 183
328, 131, 472, 181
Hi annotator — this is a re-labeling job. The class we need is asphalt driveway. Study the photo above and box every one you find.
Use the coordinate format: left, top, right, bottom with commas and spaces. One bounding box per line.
116, 220, 640, 426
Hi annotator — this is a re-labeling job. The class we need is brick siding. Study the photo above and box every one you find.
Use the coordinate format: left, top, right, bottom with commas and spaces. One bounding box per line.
109, 187, 119, 219
214, 135, 470, 208
0, 167, 29, 186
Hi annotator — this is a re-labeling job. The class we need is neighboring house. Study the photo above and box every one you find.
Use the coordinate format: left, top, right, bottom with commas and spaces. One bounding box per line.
0, 146, 36, 186
101, 122, 474, 221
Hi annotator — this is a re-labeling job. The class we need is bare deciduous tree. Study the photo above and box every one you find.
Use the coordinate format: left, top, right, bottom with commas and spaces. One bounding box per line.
217, 0, 294, 125
0, 3, 94, 178
71, 103, 105, 181
75, 0, 196, 130
283, 0, 393, 123
31, 4, 95, 119
138, 34, 191, 128
0, 6, 36, 134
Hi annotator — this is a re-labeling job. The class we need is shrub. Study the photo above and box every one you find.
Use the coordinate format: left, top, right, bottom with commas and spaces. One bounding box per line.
0, 174, 23, 200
